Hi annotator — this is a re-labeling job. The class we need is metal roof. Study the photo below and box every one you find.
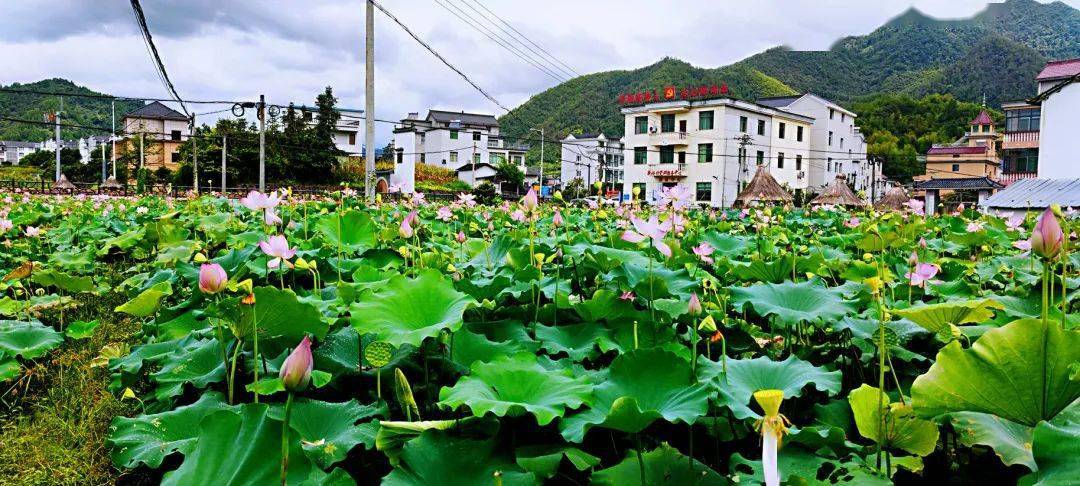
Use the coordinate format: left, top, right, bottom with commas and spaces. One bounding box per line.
913, 177, 1004, 190
980, 178, 1080, 209
927, 146, 987, 155
123, 101, 188, 121
428, 110, 498, 127
755, 95, 801, 108
1036, 58, 1080, 81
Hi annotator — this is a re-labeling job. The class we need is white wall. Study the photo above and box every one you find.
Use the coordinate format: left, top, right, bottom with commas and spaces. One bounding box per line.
1038, 83, 1080, 179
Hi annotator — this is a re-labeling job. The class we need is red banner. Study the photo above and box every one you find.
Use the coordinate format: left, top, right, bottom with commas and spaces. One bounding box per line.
618, 84, 728, 105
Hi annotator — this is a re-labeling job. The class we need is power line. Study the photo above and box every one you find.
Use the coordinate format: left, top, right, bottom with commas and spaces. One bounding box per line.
369, 0, 510, 112
462, 0, 581, 78
128, 0, 189, 117
432, 0, 568, 83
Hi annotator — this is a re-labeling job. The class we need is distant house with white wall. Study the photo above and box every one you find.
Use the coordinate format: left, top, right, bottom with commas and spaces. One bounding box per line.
295, 105, 364, 156
0, 141, 41, 165
1033, 58, 1080, 179
559, 133, 624, 192
390, 110, 528, 192
757, 93, 881, 198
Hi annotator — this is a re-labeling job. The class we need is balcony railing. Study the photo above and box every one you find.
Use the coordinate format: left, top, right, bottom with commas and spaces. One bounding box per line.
1004, 131, 1039, 143
996, 172, 1037, 186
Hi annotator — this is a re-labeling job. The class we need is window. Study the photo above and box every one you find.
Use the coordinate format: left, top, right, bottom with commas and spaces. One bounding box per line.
757, 120, 766, 136
396, 150, 403, 164
450, 152, 458, 164
797, 126, 804, 142
777, 152, 784, 169
576, 155, 581, 161
829, 108, 835, 120
474, 153, 481, 164
677, 151, 686, 164
756, 150, 765, 166
1005, 148, 1039, 172
420, 153, 426, 163
795, 155, 802, 170
827, 158, 833, 171
632, 183, 646, 198
660, 146, 675, 164
699, 111, 714, 130
635, 116, 648, 134
952, 164, 960, 172
698, 143, 713, 163
1005, 108, 1040, 132
171, 130, 182, 141
837, 162, 842, 172
661, 114, 675, 133
841, 113, 846, 122
840, 137, 845, 149
634, 147, 647, 164
473, 132, 481, 141
489, 153, 505, 165
450, 130, 459, 140
512, 155, 522, 165
828, 131, 834, 146
778, 122, 786, 139
739, 116, 748, 133
170, 151, 180, 163
696, 182, 712, 202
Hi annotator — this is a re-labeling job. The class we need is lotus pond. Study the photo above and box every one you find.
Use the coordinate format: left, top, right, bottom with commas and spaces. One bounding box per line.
0, 190, 1077, 485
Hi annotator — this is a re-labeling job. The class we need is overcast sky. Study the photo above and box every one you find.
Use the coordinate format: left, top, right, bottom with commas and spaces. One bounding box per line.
2, 0, 1076, 145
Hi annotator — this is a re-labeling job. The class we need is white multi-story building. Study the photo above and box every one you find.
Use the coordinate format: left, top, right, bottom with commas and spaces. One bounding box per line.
0, 141, 40, 165
620, 97, 812, 207
1034, 58, 1080, 179
390, 110, 528, 192
559, 133, 624, 189
296, 106, 364, 156
757, 93, 880, 197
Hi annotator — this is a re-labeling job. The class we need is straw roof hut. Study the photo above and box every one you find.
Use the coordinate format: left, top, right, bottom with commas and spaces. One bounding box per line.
810, 175, 866, 208
874, 186, 909, 211
100, 176, 123, 189
734, 165, 793, 207
54, 174, 76, 191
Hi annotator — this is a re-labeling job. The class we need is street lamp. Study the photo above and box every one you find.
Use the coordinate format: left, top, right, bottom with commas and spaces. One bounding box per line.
529, 127, 544, 194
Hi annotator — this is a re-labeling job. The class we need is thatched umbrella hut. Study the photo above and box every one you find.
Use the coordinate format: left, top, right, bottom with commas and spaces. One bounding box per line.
100, 177, 123, 190
734, 165, 793, 207
810, 175, 866, 208
53, 174, 76, 191
874, 186, 909, 211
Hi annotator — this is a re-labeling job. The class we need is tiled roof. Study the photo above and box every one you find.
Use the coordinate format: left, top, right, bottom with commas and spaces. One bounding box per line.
124, 101, 188, 121
1036, 58, 1080, 81
913, 177, 1004, 190
981, 178, 1080, 209
926, 146, 987, 155
428, 110, 498, 127
970, 110, 993, 125
755, 95, 801, 108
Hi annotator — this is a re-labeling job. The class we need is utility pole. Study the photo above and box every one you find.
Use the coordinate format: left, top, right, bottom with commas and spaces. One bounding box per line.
735, 134, 753, 193
870, 156, 878, 204
529, 127, 544, 193
258, 94, 266, 192
53, 109, 61, 182
364, 0, 376, 202
221, 135, 227, 193
139, 131, 145, 171
191, 115, 199, 193
101, 140, 107, 183
111, 100, 117, 180
471, 141, 477, 187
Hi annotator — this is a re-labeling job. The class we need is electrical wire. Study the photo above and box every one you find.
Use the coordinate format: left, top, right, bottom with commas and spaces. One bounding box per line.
462, 0, 580, 78
128, 0, 189, 117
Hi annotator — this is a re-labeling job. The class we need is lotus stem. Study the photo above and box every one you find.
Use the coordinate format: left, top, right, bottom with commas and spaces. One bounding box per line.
228, 338, 242, 405
280, 392, 294, 485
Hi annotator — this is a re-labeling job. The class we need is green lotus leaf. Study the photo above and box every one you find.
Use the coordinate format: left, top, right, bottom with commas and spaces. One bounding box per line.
317, 210, 377, 252
149, 338, 226, 402
848, 384, 939, 456
381, 430, 537, 486
514, 444, 599, 479
115, 281, 172, 317
161, 405, 347, 486
729, 280, 855, 327
731, 258, 793, 283
252, 286, 329, 341
699, 231, 749, 257
890, 299, 1004, 337
700, 355, 842, 420
911, 318, 1080, 427
947, 412, 1035, 470
533, 322, 616, 362
728, 447, 835, 485
609, 263, 696, 300
559, 348, 710, 442
450, 328, 533, 369
0, 357, 20, 381
66, 319, 101, 339
350, 269, 475, 348
591, 443, 723, 485
0, 319, 64, 359
438, 354, 592, 426
266, 398, 386, 469
1025, 401, 1080, 485
31, 268, 94, 293
107, 392, 232, 469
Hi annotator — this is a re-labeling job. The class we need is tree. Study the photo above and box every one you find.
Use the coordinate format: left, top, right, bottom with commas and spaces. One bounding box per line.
494, 161, 524, 189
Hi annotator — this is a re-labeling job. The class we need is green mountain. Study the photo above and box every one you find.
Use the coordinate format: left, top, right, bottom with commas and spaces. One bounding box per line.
500, 0, 1078, 143
0, 79, 142, 142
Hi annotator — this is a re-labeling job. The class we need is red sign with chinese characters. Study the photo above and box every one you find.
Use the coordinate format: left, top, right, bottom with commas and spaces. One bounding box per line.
618, 84, 728, 105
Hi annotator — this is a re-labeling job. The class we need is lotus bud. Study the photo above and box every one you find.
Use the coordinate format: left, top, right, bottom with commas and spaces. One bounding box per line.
1031, 207, 1063, 259
918, 237, 927, 249
279, 336, 313, 392
552, 210, 564, 228
456, 231, 467, 244
399, 211, 416, 239
688, 293, 703, 316
193, 252, 208, 263
198, 263, 228, 294
521, 188, 538, 212
908, 250, 919, 265
394, 368, 421, 421
554, 190, 563, 201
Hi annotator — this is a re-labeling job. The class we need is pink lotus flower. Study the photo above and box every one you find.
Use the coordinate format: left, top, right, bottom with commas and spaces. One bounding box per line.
399, 210, 419, 239
622, 215, 672, 258
456, 231, 467, 244
0, 219, 11, 233
659, 185, 694, 210
906, 263, 940, 288
619, 291, 635, 301
24, 226, 41, 237
259, 235, 296, 269
844, 216, 860, 228
966, 221, 985, 232
411, 192, 426, 206
280, 336, 313, 392
1014, 239, 1032, 251
1005, 214, 1025, 231
1031, 207, 1063, 259
264, 208, 282, 226
552, 210, 564, 228
436, 206, 453, 222
511, 209, 526, 222
521, 188, 538, 212
688, 293, 702, 316
457, 193, 476, 208
240, 190, 280, 211
198, 263, 228, 294
906, 199, 925, 216
693, 242, 715, 265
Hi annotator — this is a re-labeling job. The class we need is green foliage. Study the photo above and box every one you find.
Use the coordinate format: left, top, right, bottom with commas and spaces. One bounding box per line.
0, 79, 141, 141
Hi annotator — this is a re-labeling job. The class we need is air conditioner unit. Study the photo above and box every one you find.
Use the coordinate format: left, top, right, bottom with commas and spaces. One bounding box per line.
797, 171, 805, 179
